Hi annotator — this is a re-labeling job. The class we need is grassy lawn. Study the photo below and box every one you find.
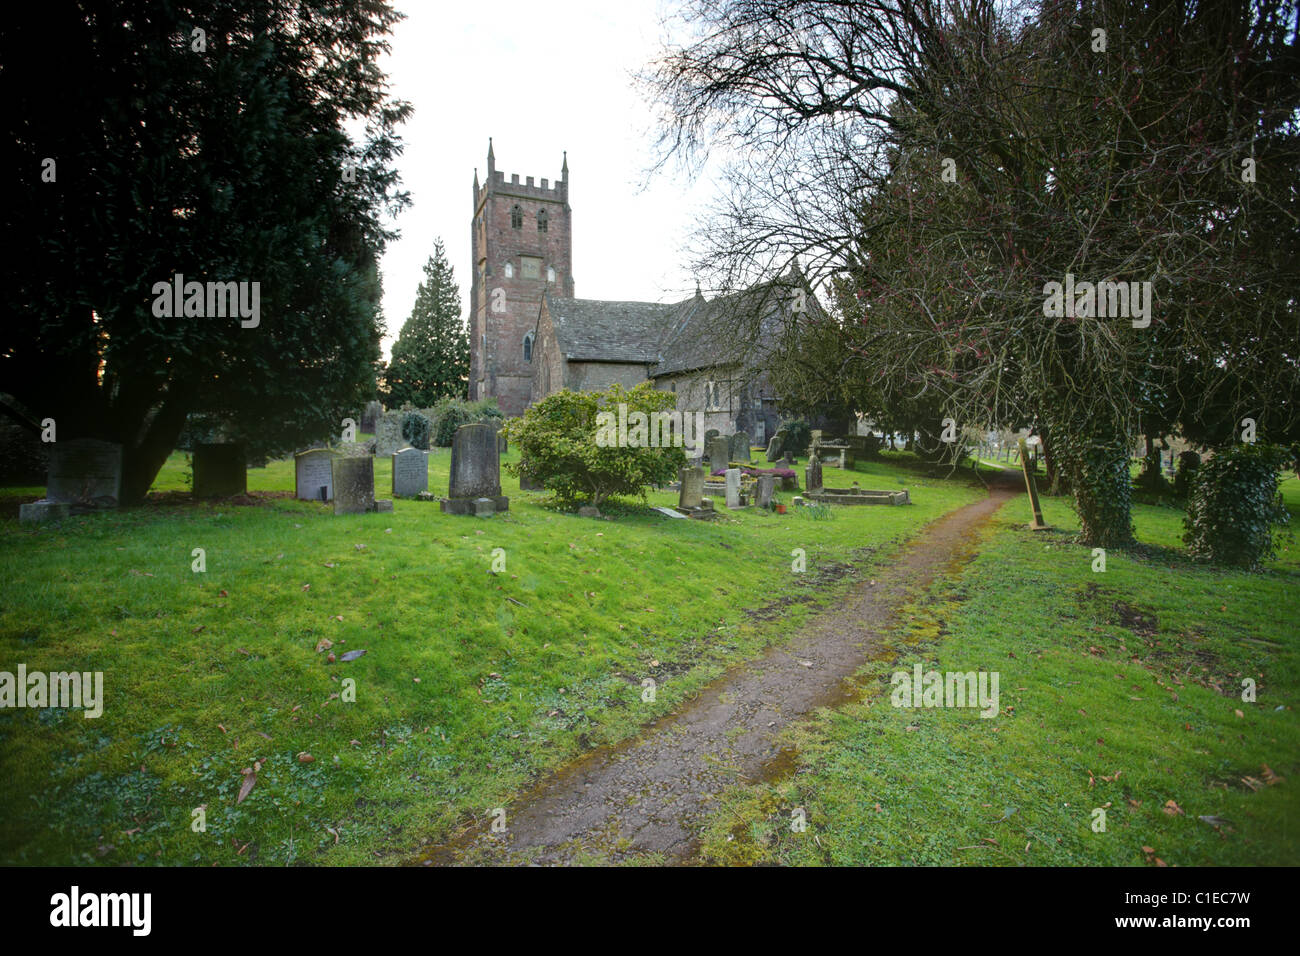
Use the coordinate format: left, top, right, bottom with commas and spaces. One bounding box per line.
0, 448, 979, 865
700, 473, 1300, 865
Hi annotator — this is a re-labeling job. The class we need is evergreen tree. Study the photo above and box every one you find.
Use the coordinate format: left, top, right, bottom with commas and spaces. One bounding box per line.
383, 239, 468, 406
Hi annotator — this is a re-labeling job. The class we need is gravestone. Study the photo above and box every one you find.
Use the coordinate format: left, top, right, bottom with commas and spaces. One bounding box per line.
391, 447, 428, 498
725, 468, 742, 508
756, 475, 776, 509
706, 435, 730, 470
729, 432, 752, 464
805, 455, 823, 493
1018, 437, 1049, 530
765, 433, 784, 463
704, 428, 720, 444
295, 449, 336, 502
441, 423, 509, 515
19, 501, 70, 524
46, 439, 122, 508
332, 456, 375, 515
192, 443, 246, 498
678, 465, 704, 509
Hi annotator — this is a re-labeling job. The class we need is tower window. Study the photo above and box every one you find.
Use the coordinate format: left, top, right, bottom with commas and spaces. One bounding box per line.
537, 209, 548, 232
547, 267, 556, 282
504, 262, 513, 278
523, 331, 535, 362
511, 205, 522, 229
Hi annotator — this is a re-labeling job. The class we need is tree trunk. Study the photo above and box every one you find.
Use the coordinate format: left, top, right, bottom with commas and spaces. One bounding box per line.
120, 396, 190, 505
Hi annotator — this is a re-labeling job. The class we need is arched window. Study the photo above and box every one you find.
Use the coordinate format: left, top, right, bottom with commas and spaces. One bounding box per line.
523, 331, 535, 362
510, 205, 522, 229
547, 266, 555, 282
537, 208, 549, 232
504, 262, 513, 278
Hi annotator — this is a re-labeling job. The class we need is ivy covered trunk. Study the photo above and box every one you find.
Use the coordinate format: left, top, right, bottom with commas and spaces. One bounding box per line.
1050, 411, 1135, 548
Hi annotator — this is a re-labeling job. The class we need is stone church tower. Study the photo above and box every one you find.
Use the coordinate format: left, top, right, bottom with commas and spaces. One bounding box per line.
469, 140, 574, 417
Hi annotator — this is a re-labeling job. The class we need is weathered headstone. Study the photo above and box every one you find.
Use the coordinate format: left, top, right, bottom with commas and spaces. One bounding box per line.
678, 465, 704, 509
706, 435, 730, 470
729, 431, 752, 464
295, 449, 336, 502
332, 456, 375, 515
725, 468, 742, 508
192, 442, 246, 498
441, 423, 509, 515
805, 455, 823, 492
19, 500, 70, 524
1018, 437, 1049, 530
46, 439, 122, 508
756, 475, 776, 508
765, 433, 784, 463
704, 428, 720, 444
391, 447, 428, 498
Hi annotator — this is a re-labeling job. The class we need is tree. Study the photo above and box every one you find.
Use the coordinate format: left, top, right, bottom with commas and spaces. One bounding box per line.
644, 0, 1300, 547
382, 239, 468, 407
0, 1, 411, 502
506, 383, 686, 509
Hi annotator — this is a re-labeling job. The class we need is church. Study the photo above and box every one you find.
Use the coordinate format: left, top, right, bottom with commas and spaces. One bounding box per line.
467, 142, 798, 444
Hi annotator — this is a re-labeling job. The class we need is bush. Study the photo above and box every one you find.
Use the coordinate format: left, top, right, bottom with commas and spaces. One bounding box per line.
505, 383, 685, 508
431, 397, 502, 447
400, 411, 432, 450
780, 419, 811, 457
1183, 443, 1290, 568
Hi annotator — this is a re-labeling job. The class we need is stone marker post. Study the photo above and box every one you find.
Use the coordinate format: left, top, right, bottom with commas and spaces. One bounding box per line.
678, 465, 704, 509
724, 468, 742, 508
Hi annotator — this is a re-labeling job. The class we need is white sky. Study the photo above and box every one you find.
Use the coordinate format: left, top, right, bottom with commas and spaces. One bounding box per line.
374, 0, 716, 359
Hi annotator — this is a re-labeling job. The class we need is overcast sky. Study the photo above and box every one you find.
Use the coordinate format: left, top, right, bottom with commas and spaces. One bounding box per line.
373, 0, 716, 359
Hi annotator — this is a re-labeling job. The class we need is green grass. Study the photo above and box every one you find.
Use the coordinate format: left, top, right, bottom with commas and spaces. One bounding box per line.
699, 474, 1300, 866
0, 448, 978, 865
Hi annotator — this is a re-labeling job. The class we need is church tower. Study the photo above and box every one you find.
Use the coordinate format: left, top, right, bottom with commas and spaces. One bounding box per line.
469, 140, 574, 417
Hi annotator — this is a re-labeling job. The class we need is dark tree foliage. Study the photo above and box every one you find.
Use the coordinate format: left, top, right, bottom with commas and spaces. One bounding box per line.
382, 239, 468, 408
0, 1, 411, 502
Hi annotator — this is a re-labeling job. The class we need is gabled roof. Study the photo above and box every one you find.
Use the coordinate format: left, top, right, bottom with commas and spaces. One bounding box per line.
543, 294, 684, 364
652, 276, 801, 377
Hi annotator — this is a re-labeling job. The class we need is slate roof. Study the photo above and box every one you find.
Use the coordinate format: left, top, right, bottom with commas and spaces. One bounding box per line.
543, 295, 683, 364
542, 272, 808, 375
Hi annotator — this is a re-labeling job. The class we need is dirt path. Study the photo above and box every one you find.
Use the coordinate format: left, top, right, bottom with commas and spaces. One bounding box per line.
424, 477, 1019, 865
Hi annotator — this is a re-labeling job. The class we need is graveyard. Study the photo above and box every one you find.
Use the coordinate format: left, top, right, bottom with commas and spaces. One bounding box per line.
0, 433, 1295, 866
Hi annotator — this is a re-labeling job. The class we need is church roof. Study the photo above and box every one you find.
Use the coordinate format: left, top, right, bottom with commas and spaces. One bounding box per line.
651, 279, 791, 377
544, 295, 684, 364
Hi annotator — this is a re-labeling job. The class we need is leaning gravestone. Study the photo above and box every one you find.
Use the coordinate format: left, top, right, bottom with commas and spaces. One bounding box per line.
441, 423, 508, 515
706, 435, 730, 470
391, 447, 428, 498
295, 448, 336, 502
192, 443, 246, 498
765, 433, 784, 463
332, 456, 375, 515
729, 431, 752, 464
47, 438, 123, 509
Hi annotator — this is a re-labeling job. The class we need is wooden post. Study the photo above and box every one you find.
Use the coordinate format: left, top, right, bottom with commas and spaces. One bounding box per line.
1018, 437, 1049, 530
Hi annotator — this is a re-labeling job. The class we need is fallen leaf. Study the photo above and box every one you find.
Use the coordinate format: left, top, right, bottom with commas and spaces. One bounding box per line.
316, 637, 334, 653
297, 752, 314, 764
237, 771, 256, 804
219, 589, 228, 597
339, 649, 367, 662
1163, 799, 1183, 816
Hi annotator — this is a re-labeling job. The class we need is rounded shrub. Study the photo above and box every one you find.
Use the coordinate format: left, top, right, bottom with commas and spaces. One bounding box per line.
400, 411, 432, 450
781, 420, 812, 457
434, 402, 473, 447
1183, 443, 1290, 568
